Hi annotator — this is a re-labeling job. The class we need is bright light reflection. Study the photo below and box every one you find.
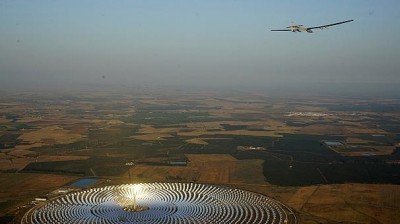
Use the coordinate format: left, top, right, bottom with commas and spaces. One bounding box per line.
119, 184, 148, 212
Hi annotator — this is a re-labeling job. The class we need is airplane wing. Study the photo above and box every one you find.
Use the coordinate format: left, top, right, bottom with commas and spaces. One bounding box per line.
307, 20, 353, 30
270, 29, 292, 32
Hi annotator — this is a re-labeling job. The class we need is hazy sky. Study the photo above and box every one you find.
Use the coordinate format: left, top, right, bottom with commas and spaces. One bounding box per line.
1, 0, 400, 90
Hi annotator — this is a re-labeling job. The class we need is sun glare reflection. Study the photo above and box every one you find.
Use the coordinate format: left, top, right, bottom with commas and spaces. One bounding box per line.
117, 184, 149, 212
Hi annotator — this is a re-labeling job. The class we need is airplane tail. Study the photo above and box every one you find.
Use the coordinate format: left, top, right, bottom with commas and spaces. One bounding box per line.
286, 22, 295, 32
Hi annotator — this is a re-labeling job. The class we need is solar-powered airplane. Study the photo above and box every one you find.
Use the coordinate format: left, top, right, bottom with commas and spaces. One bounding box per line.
271, 19, 353, 33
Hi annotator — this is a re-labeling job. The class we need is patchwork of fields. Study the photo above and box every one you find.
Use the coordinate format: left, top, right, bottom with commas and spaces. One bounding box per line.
1, 90, 400, 223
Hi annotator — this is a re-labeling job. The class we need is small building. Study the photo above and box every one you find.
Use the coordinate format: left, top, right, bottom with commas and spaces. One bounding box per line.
322, 140, 344, 147
56, 189, 70, 194
167, 160, 188, 166
35, 197, 47, 202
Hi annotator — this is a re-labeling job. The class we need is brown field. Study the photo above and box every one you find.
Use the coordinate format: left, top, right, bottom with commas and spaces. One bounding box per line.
345, 127, 388, 135
186, 154, 237, 162
287, 186, 319, 211
187, 154, 236, 183
185, 138, 208, 145
332, 145, 394, 157
0, 173, 79, 216
124, 154, 266, 185
34, 155, 90, 162
370, 146, 395, 154
14, 143, 45, 151
295, 184, 400, 224
18, 126, 85, 148
0, 154, 89, 171
346, 137, 376, 144
0, 157, 29, 171
6, 149, 36, 157
124, 166, 191, 182
299, 123, 388, 136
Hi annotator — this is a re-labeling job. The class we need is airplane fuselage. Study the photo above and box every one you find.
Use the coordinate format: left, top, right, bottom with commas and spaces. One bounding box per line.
291, 26, 313, 33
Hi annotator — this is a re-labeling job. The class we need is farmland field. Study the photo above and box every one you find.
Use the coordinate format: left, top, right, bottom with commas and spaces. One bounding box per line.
1, 89, 399, 223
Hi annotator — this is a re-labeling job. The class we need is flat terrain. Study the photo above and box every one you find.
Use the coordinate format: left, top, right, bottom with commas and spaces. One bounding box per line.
123, 154, 266, 184
292, 184, 400, 224
1, 89, 399, 223
0, 173, 78, 216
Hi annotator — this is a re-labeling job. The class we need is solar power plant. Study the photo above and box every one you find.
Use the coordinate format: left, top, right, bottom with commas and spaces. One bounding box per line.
22, 183, 297, 224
